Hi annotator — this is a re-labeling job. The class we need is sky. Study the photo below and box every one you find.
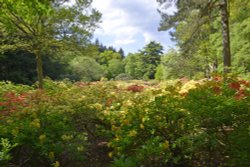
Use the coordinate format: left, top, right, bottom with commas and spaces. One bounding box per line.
91, 0, 176, 55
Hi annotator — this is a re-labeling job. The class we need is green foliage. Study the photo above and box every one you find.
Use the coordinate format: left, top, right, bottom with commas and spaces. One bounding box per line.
0, 138, 18, 166
70, 56, 105, 81
0, 50, 71, 84
111, 156, 138, 167
102, 76, 250, 166
106, 59, 125, 80
230, 1, 250, 74
0, 77, 249, 166
0, 0, 101, 88
114, 73, 133, 81
157, 0, 250, 77
124, 41, 163, 80
0, 81, 33, 97
0, 51, 36, 85
182, 77, 250, 166
97, 50, 122, 65
0, 80, 122, 166
155, 64, 164, 80
140, 41, 163, 79
105, 82, 193, 166
124, 53, 145, 79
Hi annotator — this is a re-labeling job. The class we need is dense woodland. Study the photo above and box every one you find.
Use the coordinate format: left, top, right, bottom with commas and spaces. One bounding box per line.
0, 0, 250, 167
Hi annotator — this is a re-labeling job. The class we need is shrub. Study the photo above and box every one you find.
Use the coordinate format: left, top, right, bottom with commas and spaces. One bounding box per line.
103, 77, 250, 167
115, 73, 133, 81
0, 138, 18, 166
105, 83, 194, 167
182, 76, 250, 166
0, 77, 249, 166
126, 84, 144, 92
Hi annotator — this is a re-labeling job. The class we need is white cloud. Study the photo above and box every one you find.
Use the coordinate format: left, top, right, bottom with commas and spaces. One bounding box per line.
143, 32, 155, 44
114, 39, 136, 45
92, 0, 175, 53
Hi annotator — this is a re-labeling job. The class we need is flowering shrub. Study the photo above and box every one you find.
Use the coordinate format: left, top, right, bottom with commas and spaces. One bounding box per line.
102, 77, 250, 167
0, 77, 249, 166
182, 76, 250, 166
126, 84, 144, 92
0, 80, 111, 166
105, 83, 194, 167
0, 92, 29, 115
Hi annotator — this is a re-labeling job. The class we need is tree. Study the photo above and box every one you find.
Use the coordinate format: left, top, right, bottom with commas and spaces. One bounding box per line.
157, 0, 232, 73
118, 48, 125, 59
0, 50, 36, 84
155, 64, 164, 80
0, 50, 69, 84
108, 46, 116, 52
140, 41, 164, 79
94, 40, 107, 53
70, 56, 104, 82
124, 53, 145, 79
106, 59, 125, 79
230, 0, 250, 74
220, 0, 231, 72
0, 0, 51, 88
155, 49, 204, 79
0, 0, 101, 88
124, 42, 163, 80
97, 50, 122, 65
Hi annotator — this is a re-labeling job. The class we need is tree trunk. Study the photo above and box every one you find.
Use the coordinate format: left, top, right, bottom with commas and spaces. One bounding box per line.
220, 0, 231, 73
35, 50, 43, 89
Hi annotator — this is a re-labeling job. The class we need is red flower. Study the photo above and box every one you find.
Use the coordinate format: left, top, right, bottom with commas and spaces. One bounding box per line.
229, 82, 241, 90
239, 80, 250, 87
235, 93, 244, 100
126, 85, 144, 92
0, 91, 29, 114
213, 76, 222, 82
234, 89, 249, 100
213, 86, 221, 94
0, 102, 6, 106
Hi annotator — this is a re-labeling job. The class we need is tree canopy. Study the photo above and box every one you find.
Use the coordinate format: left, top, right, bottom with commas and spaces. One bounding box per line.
157, 0, 250, 78
0, 0, 101, 88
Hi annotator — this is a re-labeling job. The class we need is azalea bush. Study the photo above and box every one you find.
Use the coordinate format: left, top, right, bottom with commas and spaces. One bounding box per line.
102, 76, 250, 167
105, 82, 195, 167
0, 80, 115, 166
0, 77, 249, 166
0, 83, 87, 166
182, 76, 250, 167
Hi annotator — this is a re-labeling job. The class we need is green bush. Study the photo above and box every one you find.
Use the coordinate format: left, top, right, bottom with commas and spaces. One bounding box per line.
0, 77, 249, 166
0, 138, 18, 166
104, 83, 194, 167
183, 76, 250, 166
103, 77, 250, 167
0, 80, 110, 166
115, 73, 133, 81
